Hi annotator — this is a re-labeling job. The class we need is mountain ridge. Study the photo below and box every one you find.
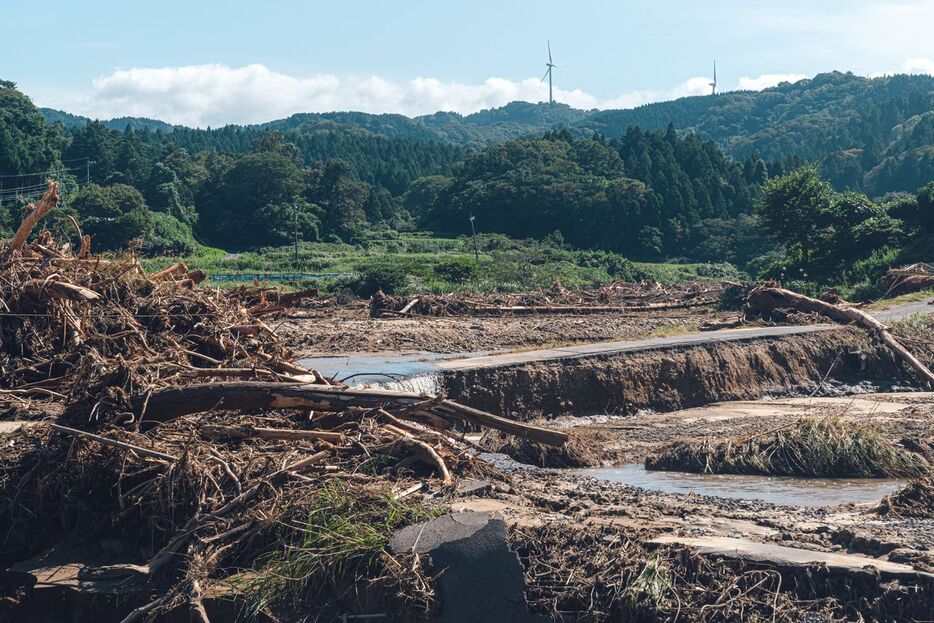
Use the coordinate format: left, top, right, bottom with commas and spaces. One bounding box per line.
37, 70, 934, 193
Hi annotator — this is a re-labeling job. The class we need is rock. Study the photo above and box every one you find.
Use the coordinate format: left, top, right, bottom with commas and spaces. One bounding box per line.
455, 478, 492, 496
389, 511, 536, 622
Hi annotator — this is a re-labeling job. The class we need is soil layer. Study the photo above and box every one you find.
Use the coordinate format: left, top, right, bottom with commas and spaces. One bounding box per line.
442, 328, 908, 419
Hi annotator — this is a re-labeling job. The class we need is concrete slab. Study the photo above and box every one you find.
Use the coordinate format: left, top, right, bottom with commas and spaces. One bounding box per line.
0, 421, 41, 434
650, 535, 934, 580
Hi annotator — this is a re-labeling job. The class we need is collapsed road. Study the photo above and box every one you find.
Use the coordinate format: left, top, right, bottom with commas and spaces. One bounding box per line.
442, 296, 934, 371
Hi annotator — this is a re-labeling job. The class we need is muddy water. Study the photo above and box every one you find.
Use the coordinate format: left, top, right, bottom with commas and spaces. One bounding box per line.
576, 464, 903, 507
299, 352, 482, 392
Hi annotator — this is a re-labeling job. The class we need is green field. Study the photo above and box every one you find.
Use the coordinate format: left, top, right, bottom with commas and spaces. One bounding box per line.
140, 231, 742, 295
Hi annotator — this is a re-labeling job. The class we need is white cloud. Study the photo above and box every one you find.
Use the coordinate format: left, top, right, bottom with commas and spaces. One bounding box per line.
737, 73, 808, 91
40, 63, 599, 127
903, 57, 934, 75
601, 77, 713, 110
36, 60, 927, 129
868, 57, 934, 78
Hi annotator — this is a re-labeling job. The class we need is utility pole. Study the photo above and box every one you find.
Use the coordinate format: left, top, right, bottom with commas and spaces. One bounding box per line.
469, 213, 479, 261
293, 202, 300, 264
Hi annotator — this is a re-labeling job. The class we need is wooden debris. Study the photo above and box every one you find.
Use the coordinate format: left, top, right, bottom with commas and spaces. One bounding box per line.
882, 263, 934, 295
747, 284, 934, 388
138, 381, 569, 446
370, 282, 724, 318
8, 180, 60, 253
50, 423, 178, 462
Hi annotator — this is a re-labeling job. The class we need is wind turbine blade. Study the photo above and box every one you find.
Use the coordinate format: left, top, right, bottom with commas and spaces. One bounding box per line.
548, 40, 552, 64
541, 68, 550, 82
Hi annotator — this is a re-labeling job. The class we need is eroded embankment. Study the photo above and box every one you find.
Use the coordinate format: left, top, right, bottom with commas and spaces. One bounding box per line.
442, 328, 907, 419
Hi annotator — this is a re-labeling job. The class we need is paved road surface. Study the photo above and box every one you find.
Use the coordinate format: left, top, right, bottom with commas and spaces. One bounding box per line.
439, 297, 934, 372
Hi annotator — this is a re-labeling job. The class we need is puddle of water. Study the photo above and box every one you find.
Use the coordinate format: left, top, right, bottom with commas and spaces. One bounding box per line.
299, 352, 482, 392
575, 464, 903, 507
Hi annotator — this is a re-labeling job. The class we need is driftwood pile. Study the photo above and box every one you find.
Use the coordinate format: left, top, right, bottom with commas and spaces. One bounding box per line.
0, 181, 567, 621
882, 263, 934, 295
371, 280, 724, 318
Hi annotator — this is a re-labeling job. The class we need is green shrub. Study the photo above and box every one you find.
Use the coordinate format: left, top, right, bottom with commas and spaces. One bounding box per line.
433, 256, 478, 283
144, 212, 199, 255
346, 262, 409, 297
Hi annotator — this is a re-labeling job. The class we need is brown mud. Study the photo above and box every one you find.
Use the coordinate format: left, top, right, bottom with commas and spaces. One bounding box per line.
443, 328, 909, 420
281, 305, 730, 354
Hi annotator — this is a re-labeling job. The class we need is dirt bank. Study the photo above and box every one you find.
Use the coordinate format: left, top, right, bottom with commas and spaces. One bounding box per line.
282, 306, 730, 354
443, 328, 909, 419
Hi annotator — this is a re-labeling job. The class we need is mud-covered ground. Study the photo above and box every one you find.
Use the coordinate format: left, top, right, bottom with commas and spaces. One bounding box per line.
280, 303, 733, 355
553, 392, 934, 465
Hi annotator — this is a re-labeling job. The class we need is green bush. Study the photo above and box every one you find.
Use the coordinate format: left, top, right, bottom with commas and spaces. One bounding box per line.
433, 257, 478, 283
346, 262, 409, 297
144, 212, 199, 255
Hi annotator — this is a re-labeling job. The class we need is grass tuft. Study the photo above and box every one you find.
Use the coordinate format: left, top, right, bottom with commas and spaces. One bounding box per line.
238, 480, 441, 618
646, 417, 931, 478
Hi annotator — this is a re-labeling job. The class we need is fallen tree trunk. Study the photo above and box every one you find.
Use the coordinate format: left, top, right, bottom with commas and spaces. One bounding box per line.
747, 285, 934, 388
138, 381, 568, 446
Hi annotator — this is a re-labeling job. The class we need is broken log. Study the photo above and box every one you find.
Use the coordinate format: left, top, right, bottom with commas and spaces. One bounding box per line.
399, 297, 420, 314
23, 279, 101, 302
150, 262, 189, 281
747, 285, 934, 388
137, 381, 568, 446
8, 181, 60, 253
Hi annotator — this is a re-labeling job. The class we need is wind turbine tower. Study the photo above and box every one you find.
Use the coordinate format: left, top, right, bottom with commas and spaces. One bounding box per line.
542, 40, 556, 104
710, 60, 718, 96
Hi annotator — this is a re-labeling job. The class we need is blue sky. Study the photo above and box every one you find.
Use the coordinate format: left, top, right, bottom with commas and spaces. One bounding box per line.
3, 0, 933, 126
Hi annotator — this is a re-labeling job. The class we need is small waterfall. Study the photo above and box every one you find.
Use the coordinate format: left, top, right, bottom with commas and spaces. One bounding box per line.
374, 372, 443, 395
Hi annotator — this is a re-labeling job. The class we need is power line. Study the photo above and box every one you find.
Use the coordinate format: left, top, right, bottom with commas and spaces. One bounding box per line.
0, 158, 89, 179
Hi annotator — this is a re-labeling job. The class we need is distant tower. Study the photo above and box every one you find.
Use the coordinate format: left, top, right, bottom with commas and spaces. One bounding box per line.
542, 40, 556, 104
709, 60, 718, 95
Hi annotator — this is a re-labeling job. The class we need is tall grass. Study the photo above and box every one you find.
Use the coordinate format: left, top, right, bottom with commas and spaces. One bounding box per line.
646, 417, 931, 478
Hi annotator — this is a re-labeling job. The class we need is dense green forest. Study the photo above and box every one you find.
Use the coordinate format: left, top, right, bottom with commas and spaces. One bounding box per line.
42, 71, 934, 195
2, 71, 933, 295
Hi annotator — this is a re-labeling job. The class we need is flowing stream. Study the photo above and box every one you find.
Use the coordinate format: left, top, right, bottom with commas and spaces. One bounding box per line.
575, 464, 904, 507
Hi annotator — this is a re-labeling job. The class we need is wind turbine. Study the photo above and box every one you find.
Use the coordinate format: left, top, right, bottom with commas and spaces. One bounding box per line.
541, 40, 556, 104
709, 60, 717, 95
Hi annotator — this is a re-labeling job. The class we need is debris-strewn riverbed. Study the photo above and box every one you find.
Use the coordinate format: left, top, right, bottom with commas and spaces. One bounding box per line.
4, 186, 934, 621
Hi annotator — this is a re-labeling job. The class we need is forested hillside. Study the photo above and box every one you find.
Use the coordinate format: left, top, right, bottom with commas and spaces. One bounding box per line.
40, 71, 933, 195
581, 72, 934, 194
3, 71, 932, 291
424, 127, 767, 263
